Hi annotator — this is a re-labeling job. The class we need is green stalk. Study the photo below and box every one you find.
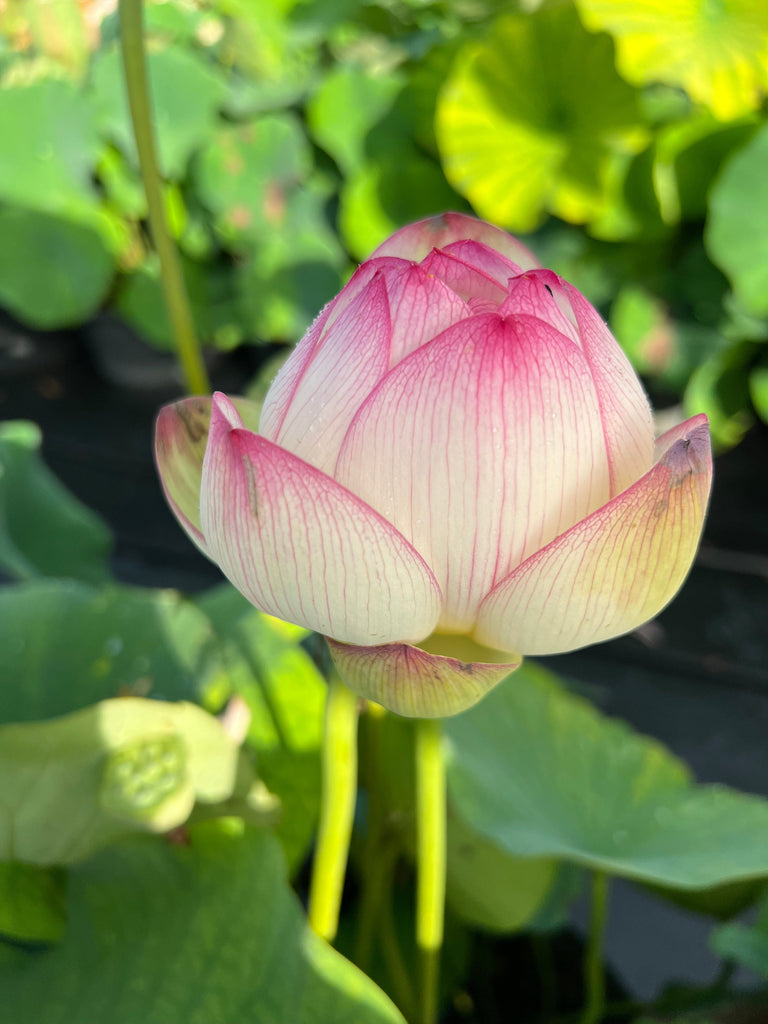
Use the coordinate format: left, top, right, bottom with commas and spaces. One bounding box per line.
415, 718, 446, 1024
308, 676, 359, 941
118, 0, 210, 394
581, 871, 611, 1024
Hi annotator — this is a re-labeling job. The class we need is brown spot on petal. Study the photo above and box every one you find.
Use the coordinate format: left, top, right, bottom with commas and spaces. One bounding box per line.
176, 399, 210, 444
241, 455, 260, 519
666, 425, 710, 486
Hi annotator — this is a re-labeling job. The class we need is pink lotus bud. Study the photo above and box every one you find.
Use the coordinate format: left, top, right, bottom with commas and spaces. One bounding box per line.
155, 213, 712, 718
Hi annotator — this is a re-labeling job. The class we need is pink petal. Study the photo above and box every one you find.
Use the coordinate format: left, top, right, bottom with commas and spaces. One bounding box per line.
370, 212, 540, 269
261, 273, 392, 474
561, 281, 654, 496
259, 258, 408, 444
326, 638, 520, 718
498, 270, 581, 347
418, 247, 509, 307
475, 416, 712, 656
384, 262, 471, 366
336, 313, 612, 634
200, 394, 442, 645
154, 394, 261, 556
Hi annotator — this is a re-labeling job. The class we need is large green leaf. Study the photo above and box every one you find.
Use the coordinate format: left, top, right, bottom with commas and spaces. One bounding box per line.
196, 586, 326, 871
0, 79, 99, 215
0, 580, 210, 723
706, 122, 768, 318
306, 65, 404, 175
446, 663, 768, 889
0, 825, 405, 1024
0, 208, 115, 328
0, 697, 267, 865
576, 0, 768, 120
0, 863, 66, 943
90, 44, 227, 180
0, 421, 112, 583
435, 4, 646, 231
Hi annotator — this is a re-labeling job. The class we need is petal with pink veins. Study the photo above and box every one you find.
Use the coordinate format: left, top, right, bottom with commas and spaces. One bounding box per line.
326, 638, 520, 718
384, 262, 471, 366
371, 211, 540, 269
561, 281, 654, 496
154, 394, 261, 555
499, 270, 581, 347
259, 258, 408, 443
200, 394, 442, 646
419, 247, 509, 307
474, 415, 712, 656
336, 313, 612, 634
263, 273, 392, 474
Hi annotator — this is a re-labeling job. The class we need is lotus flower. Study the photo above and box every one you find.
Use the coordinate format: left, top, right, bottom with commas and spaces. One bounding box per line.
156, 213, 712, 717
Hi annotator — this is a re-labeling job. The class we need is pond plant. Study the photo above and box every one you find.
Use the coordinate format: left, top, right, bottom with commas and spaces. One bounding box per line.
1, 2, 768, 1024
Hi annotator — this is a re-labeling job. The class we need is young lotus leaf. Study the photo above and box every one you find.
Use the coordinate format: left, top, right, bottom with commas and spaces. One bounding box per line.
0, 698, 267, 865
706, 122, 768, 318
446, 662, 768, 889
0, 422, 112, 583
0, 826, 405, 1024
576, 0, 768, 120
436, 3, 646, 231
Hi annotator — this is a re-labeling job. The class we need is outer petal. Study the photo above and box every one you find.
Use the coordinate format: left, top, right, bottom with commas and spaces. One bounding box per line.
559, 280, 654, 496
370, 212, 540, 270
262, 273, 392, 474
259, 257, 407, 444
475, 416, 712, 656
418, 246, 509, 307
201, 394, 442, 646
154, 394, 261, 555
336, 313, 612, 633
384, 262, 471, 367
326, 638, 520, 718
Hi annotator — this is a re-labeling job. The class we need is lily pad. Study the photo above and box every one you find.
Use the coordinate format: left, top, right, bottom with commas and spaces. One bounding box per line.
445, 662, 768, 889
0, 825, 405, 1024
0, 579, 211, 723
435, 3, 646, 231
576, 0, 768, 120
0, 421, 112, 583
706, 122, 768, 318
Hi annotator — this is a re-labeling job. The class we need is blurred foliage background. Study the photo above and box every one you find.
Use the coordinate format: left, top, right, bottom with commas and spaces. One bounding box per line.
1, 0, 767, 449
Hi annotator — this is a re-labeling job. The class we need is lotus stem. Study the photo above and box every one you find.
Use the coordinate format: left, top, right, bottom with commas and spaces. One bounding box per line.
118, 0, 210, 395
308, 675, 359, 941
415, 718, 446, 1024
581, 870, 610, 1024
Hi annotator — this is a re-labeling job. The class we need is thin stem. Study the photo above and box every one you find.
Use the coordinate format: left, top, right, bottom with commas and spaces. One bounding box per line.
415, 718, 446, 1024
308, 676, 359, 941
581, 871, 610, 1024
380, 862, 418, 1024
118, 0, 210, 394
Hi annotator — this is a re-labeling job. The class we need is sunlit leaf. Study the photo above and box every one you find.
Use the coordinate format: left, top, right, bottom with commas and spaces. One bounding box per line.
0, 825, 406, 1023
576, 0, 768, 120
706, 122, 768, 318
446, 662, 768, 889
435, 4, 646, 231
0, 421, 112, 583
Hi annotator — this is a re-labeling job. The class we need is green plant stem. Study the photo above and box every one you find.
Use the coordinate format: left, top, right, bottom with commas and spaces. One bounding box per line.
581, 871, 610, 1024
308, 675, 359, 941
118, 0, 210, 395
415, 718, 446, 1024
379, 864, 417, 1024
